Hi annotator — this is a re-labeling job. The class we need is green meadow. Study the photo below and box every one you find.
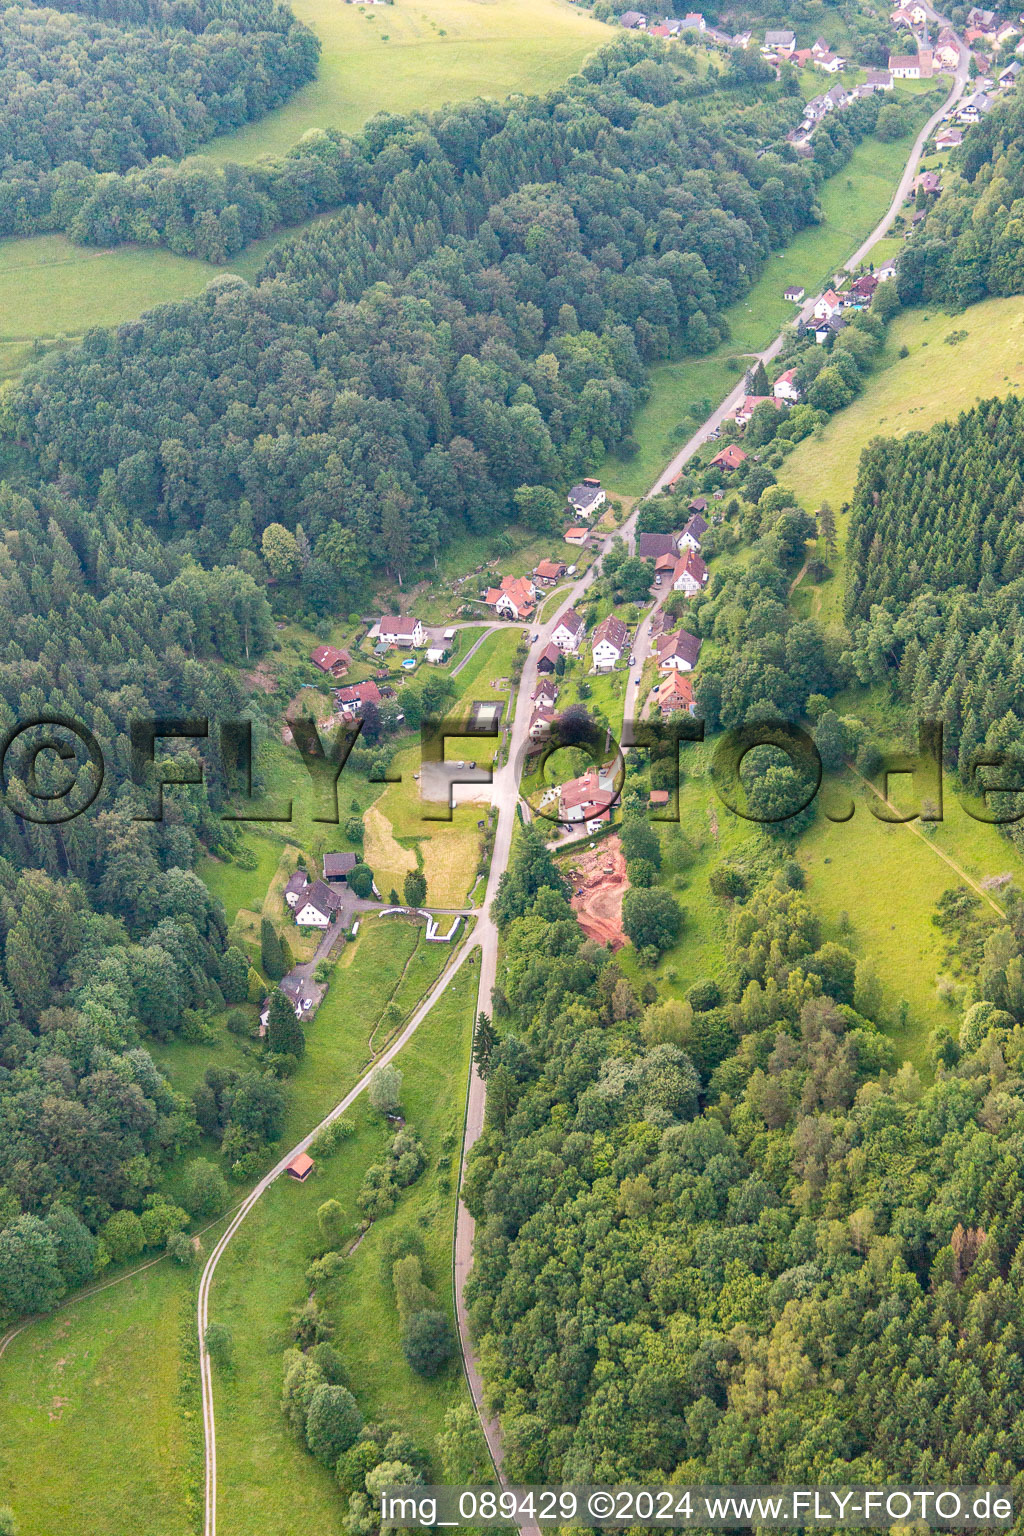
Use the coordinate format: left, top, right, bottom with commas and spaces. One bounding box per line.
601, 92, 942, 496
0, 1263, 194, 1536
204, 0, 607, 161
208, 954, 481, 1536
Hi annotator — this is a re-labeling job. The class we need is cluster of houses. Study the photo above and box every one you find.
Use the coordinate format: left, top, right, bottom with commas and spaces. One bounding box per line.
618, 11, 752, 48
763, 31, 847, 72
636, 510, 709, 595
483, 555, 577, 620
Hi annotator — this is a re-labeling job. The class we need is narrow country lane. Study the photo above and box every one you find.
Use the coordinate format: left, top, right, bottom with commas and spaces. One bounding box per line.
199, 52, 971, 1529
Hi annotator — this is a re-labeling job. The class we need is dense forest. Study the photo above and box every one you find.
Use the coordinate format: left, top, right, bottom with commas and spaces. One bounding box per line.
464, 827, 1024, 1492
8, 43, 859, 609
844, 397, 1024, 832
0, 0, 318, 229
0, 470, 280, 1319
897, 90, 1024, 308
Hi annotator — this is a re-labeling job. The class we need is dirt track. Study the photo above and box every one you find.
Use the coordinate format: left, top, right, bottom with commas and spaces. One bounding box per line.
568, 835, 629, 949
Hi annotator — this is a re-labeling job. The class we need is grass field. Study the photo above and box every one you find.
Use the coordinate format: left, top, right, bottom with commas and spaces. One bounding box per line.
600, 95, 941, 496
780, 293, 1024, 513
209, 951, 481, 1536
203, 0, 606, 162
0, 234, 222, 349
0, 1263, 193, 1536
796, 785, 1015, 1069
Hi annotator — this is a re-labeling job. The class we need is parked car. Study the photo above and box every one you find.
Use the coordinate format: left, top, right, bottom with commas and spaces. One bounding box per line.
654, 575, 662, 586
628, 655, 637, 666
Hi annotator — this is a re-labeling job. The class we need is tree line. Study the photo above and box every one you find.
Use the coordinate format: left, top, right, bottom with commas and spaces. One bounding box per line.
0, 0, 318, 234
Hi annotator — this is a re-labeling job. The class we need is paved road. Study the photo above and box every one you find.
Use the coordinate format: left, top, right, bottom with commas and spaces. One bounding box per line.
200, 51, 971, 1530
646, 48, 968, 499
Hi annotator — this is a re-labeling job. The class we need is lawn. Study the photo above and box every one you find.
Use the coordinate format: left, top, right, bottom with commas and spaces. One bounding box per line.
795, 784, 1015, 1070
600, 93, 941, 497
0, 1263, 194, 1536
201, 0, 606, 163
0, 234, 222, 346
208, 953, 483, 1536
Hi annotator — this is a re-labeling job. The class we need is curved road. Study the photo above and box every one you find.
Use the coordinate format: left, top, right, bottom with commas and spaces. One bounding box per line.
199, 49, 969, 1531
647, 40, 968, 499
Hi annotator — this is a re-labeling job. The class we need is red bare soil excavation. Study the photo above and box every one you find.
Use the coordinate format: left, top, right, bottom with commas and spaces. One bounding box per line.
569, 835, 630, 949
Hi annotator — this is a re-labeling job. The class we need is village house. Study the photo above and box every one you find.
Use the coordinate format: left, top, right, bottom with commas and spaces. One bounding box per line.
999, 59, 1022, 86
730, 394, 786, 429
772, 367, 802, 402
654, 671, 697, 716
484, 574, 537, 621
762, 28, 796, 55
551, 609, 586, 653
284, 869, 311, 910
848, 272, 879, 305
933, 39, 960, 68
378, 615, 424, 648
656, 628, 702, 672
811, 35, 830, 56
564, 526, 590, 546
528, 705, 557, 741
680, 512, 707, 550
591, 616, 629, 671
915, 170, 942, 195
655, 550, 679, 577
533, 679, 558, 709
936, 123, 964, 148
425, 644, 449, 664
285, 1152, 315, 1182
958, 90, 995, 121
866, 68, 894, 88
558, 764, 619, 828
784, 285, 806, 302
638, 532, 683, 561
619, 8, 647, 25
997, 19, 1021, 45
310, 644, 350, 678
813, 288, 843, 321
673, 548, 709, 596
566, 478, 606, 517
709, 443, 747, 472
967, 7, 997, 32
534, 558, 567, 585
817, 52, 846, 72
536, 640, 561, 674
294, 878, 342, 928
877, 260, 898, 281
323, 852, 358, 883
335, 679, 382, 719
824, 83, 851, 109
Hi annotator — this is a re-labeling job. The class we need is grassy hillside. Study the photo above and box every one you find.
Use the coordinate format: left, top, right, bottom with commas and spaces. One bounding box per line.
601, 93, 942, 497
204, 0, 607, 161
780, 293, 1024, 512
209, 953, 481, 1536
0, 1264, 194, 1536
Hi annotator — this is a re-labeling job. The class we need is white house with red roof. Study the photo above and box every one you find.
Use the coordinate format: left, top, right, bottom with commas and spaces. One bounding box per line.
378, 615, 424, 647
336, 679, 382, 719
772, 367, 802, 402
656, 628, 702, 672
484, 574, 537, 621
551, 609, 586, 653
591, 615, 629, 671
558, 764, 619, 826
673, 549, 709, 596
812, 289, 842, 321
